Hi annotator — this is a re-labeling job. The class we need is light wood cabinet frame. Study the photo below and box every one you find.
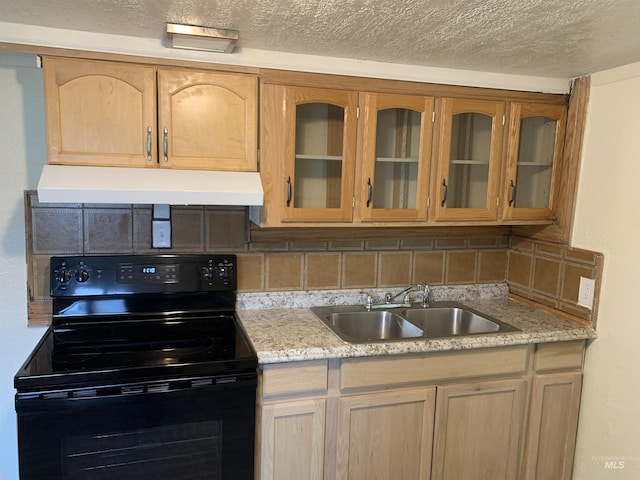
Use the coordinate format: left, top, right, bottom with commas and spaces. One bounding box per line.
258, 342, 586, 480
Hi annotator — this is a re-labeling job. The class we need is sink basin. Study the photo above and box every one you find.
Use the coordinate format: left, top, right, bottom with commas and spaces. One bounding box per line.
310, 303, 519, 343
310, 307, 424, 342
402, 306, 519, 338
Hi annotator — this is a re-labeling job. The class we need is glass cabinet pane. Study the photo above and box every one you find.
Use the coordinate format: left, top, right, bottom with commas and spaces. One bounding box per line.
448, 112, 492, 208
514, 116, 557, 208
294, 103, 344, 209
372, 108, 421, 209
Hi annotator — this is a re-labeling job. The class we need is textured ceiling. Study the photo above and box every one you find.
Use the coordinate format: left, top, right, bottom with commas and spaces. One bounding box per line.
1, 0, 639, 78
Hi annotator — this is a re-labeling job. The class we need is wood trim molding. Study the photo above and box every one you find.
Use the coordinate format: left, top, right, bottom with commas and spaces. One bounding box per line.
260, 69, 567, 104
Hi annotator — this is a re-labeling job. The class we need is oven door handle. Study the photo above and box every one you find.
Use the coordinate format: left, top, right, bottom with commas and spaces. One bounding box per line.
16, 372, 257, 406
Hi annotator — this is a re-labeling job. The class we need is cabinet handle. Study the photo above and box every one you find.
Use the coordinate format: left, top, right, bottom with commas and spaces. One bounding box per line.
508, 180, 517, 207
286, 176, 292, 207
366, 178, 373, 207
146, 126, 152, 161
163, 127, 169, 163
440, 179, 448, 207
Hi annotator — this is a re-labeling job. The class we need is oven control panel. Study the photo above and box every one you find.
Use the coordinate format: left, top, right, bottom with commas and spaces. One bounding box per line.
50, 255, 236, 296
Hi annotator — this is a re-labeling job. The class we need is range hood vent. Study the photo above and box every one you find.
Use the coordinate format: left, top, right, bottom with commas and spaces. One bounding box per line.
37, 165, 264, 206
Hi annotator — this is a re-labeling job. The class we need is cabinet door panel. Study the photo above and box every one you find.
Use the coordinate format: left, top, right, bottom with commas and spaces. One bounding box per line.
274, 87, 358, 222
44, 57, 156, 167
335, 387, 435, 480
522, 372, 582, 480
357, 93, 434, 222
157, 69, 258, 171
434, 98, 505, 221
502, 103, 567, 220
261, 399, 325, 480
432, 378, 527, 480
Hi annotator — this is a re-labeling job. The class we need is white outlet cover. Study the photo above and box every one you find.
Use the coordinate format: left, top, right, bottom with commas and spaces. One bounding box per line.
577, 276, 595, 309
152, 220, 172, 248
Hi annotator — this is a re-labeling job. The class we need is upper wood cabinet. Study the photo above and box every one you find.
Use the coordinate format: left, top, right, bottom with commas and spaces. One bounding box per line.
433, 98, 506, 222
267, 85, 359, 223
43, 57, 157, 167
43, 57, 258, 171
501, 103, 567, 221
258, 83, 435, 226
157, 68, 257, 171
355, 93, 434, 222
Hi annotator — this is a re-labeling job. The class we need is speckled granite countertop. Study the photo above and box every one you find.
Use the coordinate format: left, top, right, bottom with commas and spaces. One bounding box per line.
236, 284, 597, 364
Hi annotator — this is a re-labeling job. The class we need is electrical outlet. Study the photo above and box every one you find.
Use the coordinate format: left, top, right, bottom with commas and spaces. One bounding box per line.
577, 277, 595, 309
152, 220, 172, 248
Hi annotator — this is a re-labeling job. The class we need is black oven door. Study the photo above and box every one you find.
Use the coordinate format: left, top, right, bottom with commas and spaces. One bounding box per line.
15, 374, 256, 480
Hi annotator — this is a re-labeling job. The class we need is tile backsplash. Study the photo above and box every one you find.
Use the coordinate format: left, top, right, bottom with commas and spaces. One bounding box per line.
507, 236, 603, 324
24, 191, 603, 327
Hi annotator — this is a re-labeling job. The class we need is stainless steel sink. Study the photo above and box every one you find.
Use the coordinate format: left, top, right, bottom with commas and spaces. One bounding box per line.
310, 303, 519, 342
401, 305, 519, 338
310, 307, 424, 342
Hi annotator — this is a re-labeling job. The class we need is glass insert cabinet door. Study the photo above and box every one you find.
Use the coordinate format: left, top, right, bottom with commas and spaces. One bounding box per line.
358, 93, 434, 222
282, 87, 358, 222
502, 103, 567, 220
434, 98, 505, 221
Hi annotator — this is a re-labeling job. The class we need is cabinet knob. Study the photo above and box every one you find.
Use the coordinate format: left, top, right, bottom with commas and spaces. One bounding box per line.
286, 176, 292, 207
366, 178, 373, 207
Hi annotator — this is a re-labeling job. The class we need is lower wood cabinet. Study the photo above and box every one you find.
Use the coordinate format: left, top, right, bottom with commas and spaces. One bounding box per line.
334, 388, 436, 480
521, 372, 583, 480
257, 341, 585, 480
260, 399, 326, 480
431, 379, 528, 480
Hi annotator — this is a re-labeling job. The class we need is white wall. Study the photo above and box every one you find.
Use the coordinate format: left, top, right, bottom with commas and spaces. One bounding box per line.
0, 53, 47, 480
572, 63, 640, 477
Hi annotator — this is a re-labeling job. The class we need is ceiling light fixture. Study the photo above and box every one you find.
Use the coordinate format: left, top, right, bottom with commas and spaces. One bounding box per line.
166, 23, 239, 53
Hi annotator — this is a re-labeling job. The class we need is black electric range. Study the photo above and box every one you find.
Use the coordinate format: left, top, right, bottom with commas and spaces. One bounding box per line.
14, 254, 258, 480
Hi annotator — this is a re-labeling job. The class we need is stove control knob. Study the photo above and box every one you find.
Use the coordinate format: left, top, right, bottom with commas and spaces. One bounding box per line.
75, 269, 90, 282
217, 266, 231, 282
202, 266, 214, 281
56, 268, 71, 284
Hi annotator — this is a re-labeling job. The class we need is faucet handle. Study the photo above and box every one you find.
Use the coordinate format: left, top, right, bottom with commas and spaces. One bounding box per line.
360, 292, 373, 311
417, 283, 430, 307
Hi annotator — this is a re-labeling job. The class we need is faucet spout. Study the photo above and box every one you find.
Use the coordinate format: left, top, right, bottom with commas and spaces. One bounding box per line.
384, 285, 415, 304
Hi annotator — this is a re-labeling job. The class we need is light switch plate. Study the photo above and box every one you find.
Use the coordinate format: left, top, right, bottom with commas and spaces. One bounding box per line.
577, 276, 595, 309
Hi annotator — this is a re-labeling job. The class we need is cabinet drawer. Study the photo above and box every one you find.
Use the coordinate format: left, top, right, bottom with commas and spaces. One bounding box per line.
340, 345, 528, 391
534, 341, 585, 372
262, 360, 328, 400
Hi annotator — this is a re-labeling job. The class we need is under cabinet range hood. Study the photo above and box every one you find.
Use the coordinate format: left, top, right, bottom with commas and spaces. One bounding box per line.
37, 165, 264, 206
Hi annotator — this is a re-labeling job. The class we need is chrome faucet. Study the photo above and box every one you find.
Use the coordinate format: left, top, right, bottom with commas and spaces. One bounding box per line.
361, 292, 373, 311
418, 283, 430, 308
